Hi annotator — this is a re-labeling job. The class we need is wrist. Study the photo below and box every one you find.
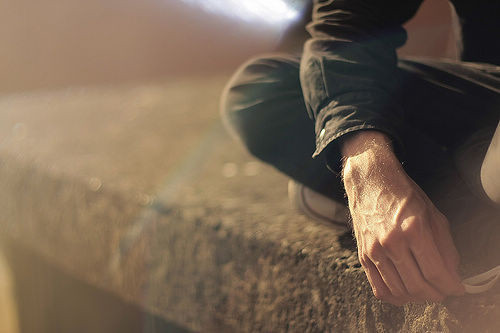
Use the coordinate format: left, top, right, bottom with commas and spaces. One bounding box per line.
340, 130, 393, 158
341, 131, 403, 186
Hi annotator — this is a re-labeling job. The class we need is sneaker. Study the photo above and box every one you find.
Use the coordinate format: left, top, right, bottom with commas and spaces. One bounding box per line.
480, 122, 500, 204
288, 180, 350, 228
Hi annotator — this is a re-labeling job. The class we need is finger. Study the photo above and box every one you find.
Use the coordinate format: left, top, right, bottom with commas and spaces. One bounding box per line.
369, 253, 410, 302
430, 213, 464, 291
410, 225, 464, 296
392, 248, 444, 302
361, 257, 406, 306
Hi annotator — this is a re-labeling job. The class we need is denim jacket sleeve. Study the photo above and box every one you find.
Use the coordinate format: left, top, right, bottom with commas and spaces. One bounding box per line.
299, 0, 423, 172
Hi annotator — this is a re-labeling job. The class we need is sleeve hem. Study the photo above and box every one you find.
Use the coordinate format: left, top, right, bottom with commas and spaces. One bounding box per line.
313, 124, 405, 176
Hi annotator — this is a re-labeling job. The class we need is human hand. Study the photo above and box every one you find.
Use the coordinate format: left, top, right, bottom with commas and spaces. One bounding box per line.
341, 131, 465, 305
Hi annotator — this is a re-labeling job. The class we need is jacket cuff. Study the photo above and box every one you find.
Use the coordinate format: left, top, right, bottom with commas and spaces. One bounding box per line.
316, 119, 405, 176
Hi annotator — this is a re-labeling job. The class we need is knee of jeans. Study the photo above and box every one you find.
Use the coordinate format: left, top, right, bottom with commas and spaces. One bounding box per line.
220, 54, 300, 156
220, 94, 274, 159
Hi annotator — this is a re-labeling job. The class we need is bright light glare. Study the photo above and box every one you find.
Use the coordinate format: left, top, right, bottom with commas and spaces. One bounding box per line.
180, 0, 299, 26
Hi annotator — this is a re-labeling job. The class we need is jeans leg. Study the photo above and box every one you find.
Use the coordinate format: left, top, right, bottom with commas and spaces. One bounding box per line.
221, 55, 500, 210
397, 58, 499, 149
396, 58, 500, 206
220, 54, 346, 202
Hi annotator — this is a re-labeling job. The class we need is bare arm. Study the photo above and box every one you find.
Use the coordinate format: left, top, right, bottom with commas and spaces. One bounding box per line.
341, 131, 464, 305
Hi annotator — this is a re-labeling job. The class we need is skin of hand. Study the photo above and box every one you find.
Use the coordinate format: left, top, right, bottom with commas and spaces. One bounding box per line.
341, 130, 465, 305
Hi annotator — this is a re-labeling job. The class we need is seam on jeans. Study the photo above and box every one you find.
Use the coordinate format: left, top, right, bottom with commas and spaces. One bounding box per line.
400, 57, 500, 94
319, 58, 331, 100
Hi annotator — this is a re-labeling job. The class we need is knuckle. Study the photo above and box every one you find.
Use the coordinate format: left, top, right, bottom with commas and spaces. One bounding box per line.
372, 288, 387, 300
402, 218, 424, 238
366, 243, 383, 258
379, 232, 401, 250
358, 255, 368, 267
423, 271, 441, 284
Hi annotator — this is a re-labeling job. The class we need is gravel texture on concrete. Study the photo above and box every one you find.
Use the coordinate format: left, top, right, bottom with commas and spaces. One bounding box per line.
0, 78, 498, 332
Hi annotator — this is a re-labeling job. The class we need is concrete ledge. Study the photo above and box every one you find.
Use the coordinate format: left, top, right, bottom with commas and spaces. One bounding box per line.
0, 80, 499, 332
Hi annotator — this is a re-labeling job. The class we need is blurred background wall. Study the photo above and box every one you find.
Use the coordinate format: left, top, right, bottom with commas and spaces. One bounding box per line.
0, 0, 456, 94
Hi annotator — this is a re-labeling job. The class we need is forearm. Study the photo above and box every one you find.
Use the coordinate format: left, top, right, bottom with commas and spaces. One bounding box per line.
341, 130, 403, 187
340, 130, 464, 304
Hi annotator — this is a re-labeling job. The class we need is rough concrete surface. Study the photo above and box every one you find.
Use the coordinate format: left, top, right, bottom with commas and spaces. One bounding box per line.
0, 251, 19, 333
0, 77, 498, 332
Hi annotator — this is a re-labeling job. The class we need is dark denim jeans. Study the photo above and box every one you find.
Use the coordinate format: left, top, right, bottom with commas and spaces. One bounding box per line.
221, 54, 500, 223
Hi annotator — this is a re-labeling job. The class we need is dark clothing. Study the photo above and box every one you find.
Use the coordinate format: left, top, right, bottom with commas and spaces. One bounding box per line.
301, 0, 500, 172
285, 1, 500, 65
220, 1, 500, 218
222, 55, 498, 212
453, 1, 500, 65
